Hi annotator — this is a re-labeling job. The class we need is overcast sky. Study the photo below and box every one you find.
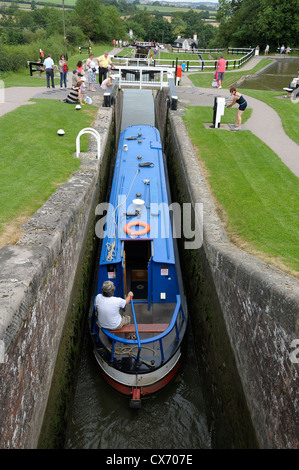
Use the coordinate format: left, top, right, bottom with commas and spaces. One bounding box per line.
164, 1, 219, 4
166, 1, 219, 3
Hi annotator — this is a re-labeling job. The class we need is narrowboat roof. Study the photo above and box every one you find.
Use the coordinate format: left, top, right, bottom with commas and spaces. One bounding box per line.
100, 125, 175, 266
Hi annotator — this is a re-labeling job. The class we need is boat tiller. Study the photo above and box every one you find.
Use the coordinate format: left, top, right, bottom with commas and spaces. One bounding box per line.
130, 387, 141, 409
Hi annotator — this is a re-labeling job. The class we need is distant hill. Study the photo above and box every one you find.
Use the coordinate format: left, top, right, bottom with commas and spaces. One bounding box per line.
138, 1, 218, 7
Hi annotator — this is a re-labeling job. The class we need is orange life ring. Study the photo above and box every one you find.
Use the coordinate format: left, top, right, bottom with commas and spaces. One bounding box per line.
124, 221, 150, 236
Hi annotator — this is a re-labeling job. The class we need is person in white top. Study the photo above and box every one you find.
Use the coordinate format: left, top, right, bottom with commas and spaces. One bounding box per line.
43, 53, 55, 89
283, 70, 299, 98
95, 281, 134, 336
101, 74, 116, 91
86, 53, 97, 92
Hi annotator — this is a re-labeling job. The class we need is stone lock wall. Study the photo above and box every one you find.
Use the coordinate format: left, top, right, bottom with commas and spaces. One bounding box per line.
157, 92, 299, 449
0, 106, 115, 449
0, 86, 298, 449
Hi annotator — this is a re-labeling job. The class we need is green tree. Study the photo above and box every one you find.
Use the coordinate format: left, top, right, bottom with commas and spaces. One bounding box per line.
148, 15, 173, 43
74, 0, 103, 40
125, 20, 146, 41
66, 25, 85, 46
215, 0, 299, 48
101, 6, 127, 41
182, 10, 205, 38
30, 6, 63, 37
171, 13, 187, 40
256, 0, 299, 48
216, 0, 245, 46
125, 10, 153, 41
228, 0, 261, 46
198, 24, 216, 48
172, 24, 187, 40
5, 1, 19, 16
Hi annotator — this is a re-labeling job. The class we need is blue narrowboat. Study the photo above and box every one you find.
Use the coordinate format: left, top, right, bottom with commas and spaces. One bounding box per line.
89, 124, 188, 408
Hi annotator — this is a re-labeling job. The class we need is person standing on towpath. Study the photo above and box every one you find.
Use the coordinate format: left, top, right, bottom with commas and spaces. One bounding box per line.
226, 87, 247, 131
217, 55, 226, 89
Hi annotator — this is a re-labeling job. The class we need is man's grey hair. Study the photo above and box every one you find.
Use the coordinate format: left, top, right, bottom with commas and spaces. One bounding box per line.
101, 280, 115, 297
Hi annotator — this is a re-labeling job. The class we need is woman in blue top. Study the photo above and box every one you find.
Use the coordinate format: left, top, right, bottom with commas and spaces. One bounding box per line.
226, 87, 247, 131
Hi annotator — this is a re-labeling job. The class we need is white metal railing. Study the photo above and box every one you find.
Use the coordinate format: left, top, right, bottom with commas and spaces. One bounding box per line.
76, 128, 101, 159
154, 48, 255, 71
82, 48, 255, 77
227, 47, 253, 54
172, 48, 225, 54
114, 57, 151, 67
115, 66, 175, 90
82, 57, 152, 71
134, 41, 152, 47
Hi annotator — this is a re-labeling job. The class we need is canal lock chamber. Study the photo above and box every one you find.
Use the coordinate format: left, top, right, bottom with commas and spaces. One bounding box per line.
4, 84, 295, 449
41, 87, 258, 449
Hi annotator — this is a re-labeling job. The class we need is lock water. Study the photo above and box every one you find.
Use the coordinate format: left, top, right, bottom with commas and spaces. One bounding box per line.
240, 59, 298, 91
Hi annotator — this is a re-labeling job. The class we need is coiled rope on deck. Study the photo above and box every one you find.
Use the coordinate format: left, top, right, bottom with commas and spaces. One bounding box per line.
107, 345, 157, 368
106, 168, 140, 262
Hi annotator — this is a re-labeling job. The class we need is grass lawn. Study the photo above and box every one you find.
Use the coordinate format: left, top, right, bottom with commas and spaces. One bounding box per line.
182, 106, 299, 277
114, 47, 135, 58
160, 52, 201, 61
0, 43, 112, 88
66, 43, 112, 71
0, 99, 98, 245
0, 72, 56, 88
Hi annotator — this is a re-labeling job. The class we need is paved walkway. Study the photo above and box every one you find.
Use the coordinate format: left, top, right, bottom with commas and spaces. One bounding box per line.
178, 72, 299, 178
0, 83, 104, 118
0, 86, 45, 117
1, 59, 298, 178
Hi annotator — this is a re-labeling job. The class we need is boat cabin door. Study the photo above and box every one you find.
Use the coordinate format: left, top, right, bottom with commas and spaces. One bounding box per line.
123, 240, 151, 300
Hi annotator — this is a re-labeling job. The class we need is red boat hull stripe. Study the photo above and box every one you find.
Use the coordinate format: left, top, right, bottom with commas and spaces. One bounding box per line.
100, 360, 181, 398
